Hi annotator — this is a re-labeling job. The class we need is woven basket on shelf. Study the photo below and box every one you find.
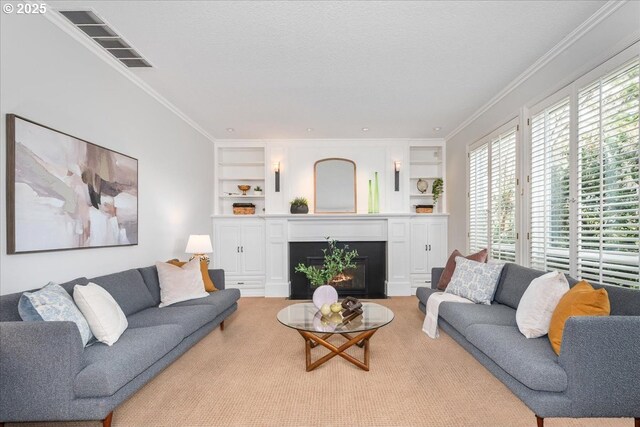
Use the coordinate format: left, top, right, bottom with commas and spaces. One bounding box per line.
233, 203, 256, 215
416, 205, 433, 214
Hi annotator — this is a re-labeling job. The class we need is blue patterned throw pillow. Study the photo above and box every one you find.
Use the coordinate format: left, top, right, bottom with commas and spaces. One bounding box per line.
445, 257, 504, 305
18, 283, 94, 347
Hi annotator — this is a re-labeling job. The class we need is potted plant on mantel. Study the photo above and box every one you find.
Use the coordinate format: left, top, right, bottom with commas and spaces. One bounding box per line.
290, 197, 309, 214
295, 238, 358, 308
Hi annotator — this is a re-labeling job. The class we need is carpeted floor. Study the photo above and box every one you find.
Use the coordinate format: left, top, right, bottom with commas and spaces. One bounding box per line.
13, 297, 632, 427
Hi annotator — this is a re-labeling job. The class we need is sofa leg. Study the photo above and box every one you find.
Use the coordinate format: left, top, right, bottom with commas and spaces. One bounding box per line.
103, 411, 113, 427
635, 418, 639, 427
535, 415, 543, 427
220, 320, 225, 331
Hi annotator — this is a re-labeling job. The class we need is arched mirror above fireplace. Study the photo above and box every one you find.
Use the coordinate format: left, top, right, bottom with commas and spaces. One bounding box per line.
314, 158, 357, 213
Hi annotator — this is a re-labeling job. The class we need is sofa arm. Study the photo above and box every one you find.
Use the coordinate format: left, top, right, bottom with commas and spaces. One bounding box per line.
559, 316, 640, 417
208, 269, 225, 290
431, 268, 444, 289
0, 321, 83, 422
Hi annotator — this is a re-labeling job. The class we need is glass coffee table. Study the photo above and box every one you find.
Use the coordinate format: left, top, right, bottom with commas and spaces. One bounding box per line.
277, 302, 394, 372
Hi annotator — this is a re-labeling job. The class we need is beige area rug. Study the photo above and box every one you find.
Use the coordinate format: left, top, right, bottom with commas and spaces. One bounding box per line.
13, 297, 631, 427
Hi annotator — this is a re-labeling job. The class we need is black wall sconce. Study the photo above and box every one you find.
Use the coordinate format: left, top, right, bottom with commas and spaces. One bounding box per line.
394, 161, 401, 191
273, 161, 280, 192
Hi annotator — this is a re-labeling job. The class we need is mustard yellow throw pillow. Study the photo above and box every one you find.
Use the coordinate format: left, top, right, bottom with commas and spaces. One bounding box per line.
167, 259, 217, 292
548, 280, 610, 355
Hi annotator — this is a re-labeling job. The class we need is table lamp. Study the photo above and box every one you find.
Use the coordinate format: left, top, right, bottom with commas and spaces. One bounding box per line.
185, 235, 213, 265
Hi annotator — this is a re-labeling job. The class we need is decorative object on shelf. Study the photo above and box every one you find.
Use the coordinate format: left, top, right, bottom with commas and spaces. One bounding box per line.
368, 179, 373, 213
416, 178, 428, 194
394, 161, 401, 191
373, 171, 380, 213
237, 184, 251, 195
253, 186, 263, 196
185, 234, 213, 265
416, 205, 434, 214
295, 238, 359, 307
432, 178, 444, 204
5, 114, 138, 254
273, 161, 280, 192
290, 197, 309, 214
232, 202, 256, 215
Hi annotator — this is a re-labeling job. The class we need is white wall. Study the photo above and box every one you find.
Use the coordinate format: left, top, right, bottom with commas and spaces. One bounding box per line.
0, 13, 214, 294
445, 2, 640, 253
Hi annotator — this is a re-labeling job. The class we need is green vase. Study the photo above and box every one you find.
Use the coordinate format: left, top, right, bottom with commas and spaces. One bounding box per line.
368, 180, 373, 214
373, 172, 379, 213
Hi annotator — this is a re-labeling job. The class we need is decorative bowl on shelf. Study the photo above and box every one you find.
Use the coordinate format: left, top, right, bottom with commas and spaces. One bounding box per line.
237, 185, 251, 195
416, 179, 428, 194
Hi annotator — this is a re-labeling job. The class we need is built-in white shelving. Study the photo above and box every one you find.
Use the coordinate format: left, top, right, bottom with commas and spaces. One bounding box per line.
214, 145, 266, 215
409, 144, 445, 213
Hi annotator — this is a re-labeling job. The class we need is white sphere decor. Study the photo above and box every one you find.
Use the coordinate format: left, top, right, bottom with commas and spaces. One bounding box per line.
312, 285, 338, 309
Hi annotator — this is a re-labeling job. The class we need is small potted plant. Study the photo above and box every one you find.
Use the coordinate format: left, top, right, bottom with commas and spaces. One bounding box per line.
254, 186, 263, 196
295, 238, 358, 307
432, 178, 444, 205
290, 197, 309, 214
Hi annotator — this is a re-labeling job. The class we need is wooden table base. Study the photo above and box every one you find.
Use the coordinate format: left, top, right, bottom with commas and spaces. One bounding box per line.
297, 329, 378, 371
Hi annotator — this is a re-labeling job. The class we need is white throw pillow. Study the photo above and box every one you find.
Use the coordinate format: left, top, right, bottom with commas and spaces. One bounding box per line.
516, 271, 570, 338
73, 282, 128, 346
156, 259, 209, 307
445, 257, 504, 305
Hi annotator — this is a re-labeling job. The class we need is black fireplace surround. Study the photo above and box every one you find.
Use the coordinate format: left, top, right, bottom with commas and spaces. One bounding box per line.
289, 241, 386, 299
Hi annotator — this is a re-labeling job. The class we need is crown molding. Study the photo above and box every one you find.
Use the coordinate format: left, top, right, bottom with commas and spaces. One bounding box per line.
445, 0, 628, 141
41, 5, 216, 143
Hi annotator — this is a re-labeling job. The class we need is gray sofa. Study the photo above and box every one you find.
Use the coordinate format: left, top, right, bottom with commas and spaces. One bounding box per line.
0, 266, 240, 427
416, 263, 640, 426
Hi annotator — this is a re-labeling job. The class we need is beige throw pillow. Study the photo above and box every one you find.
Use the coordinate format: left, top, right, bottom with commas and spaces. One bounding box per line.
156, 259, 209, 307
516, 271, 569, 339
74, 282, 128, 346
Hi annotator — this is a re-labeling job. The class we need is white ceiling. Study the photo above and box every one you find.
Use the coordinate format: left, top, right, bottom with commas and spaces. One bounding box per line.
50, 0, 607, 140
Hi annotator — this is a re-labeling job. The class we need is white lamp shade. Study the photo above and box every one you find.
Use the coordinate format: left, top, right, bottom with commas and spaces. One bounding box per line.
185, 235, 213, 254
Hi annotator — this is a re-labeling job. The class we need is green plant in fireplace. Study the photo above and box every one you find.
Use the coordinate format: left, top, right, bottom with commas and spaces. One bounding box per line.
294, 238, 358, 287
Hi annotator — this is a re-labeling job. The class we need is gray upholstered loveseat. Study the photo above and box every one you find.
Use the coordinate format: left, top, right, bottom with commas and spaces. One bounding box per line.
0, 266, 240, 427
416, 263, 640, 426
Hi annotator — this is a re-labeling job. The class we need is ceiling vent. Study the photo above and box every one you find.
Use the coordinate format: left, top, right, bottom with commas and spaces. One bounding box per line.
59, 10, 151, 68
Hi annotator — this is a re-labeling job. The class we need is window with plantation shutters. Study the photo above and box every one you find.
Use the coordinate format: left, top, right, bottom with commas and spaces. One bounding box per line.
469, 143, 489, 253
530, 98, 571, 273
490, 129, 517, 261
468, 124, 518, 260
577, 59, 639, 288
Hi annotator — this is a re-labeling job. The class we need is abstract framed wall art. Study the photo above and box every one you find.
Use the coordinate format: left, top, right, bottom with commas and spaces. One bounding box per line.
6, 114, 138, 254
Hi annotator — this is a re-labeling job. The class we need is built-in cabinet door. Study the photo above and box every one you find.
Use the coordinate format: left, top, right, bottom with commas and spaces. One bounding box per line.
410, 222, 429, 274
215, 224, 242, 275
241, 223, 265, 274
427, 221, 448, 269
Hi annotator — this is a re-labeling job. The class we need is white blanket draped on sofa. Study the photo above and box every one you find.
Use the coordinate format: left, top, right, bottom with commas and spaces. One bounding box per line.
422, 292, 474, 338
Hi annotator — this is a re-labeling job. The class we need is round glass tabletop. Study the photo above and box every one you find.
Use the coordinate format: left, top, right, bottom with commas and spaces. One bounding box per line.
277, 302, 394, 334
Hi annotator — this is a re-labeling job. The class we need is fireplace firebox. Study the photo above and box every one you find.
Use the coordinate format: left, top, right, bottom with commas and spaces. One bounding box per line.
289, 241, 386, 299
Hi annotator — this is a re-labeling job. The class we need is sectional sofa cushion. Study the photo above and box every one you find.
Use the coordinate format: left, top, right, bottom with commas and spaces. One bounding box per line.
437, 248, 488, 290
171, 288, 241, 312
465, 324, 568, 392
137, 266, 162, 305
18, 283, 94, 347
516, 271, 569, 338
438, 302, 517, 336
74, 283, 128, 346
89, 269, 156, 316
74, 324, 183, 398
493, 264, 549, 309
445, 257, 503, 304
416, 287, 440, 307
548, 281, 610, 355
127, 305, 218, 336
156, 260, 209, 307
